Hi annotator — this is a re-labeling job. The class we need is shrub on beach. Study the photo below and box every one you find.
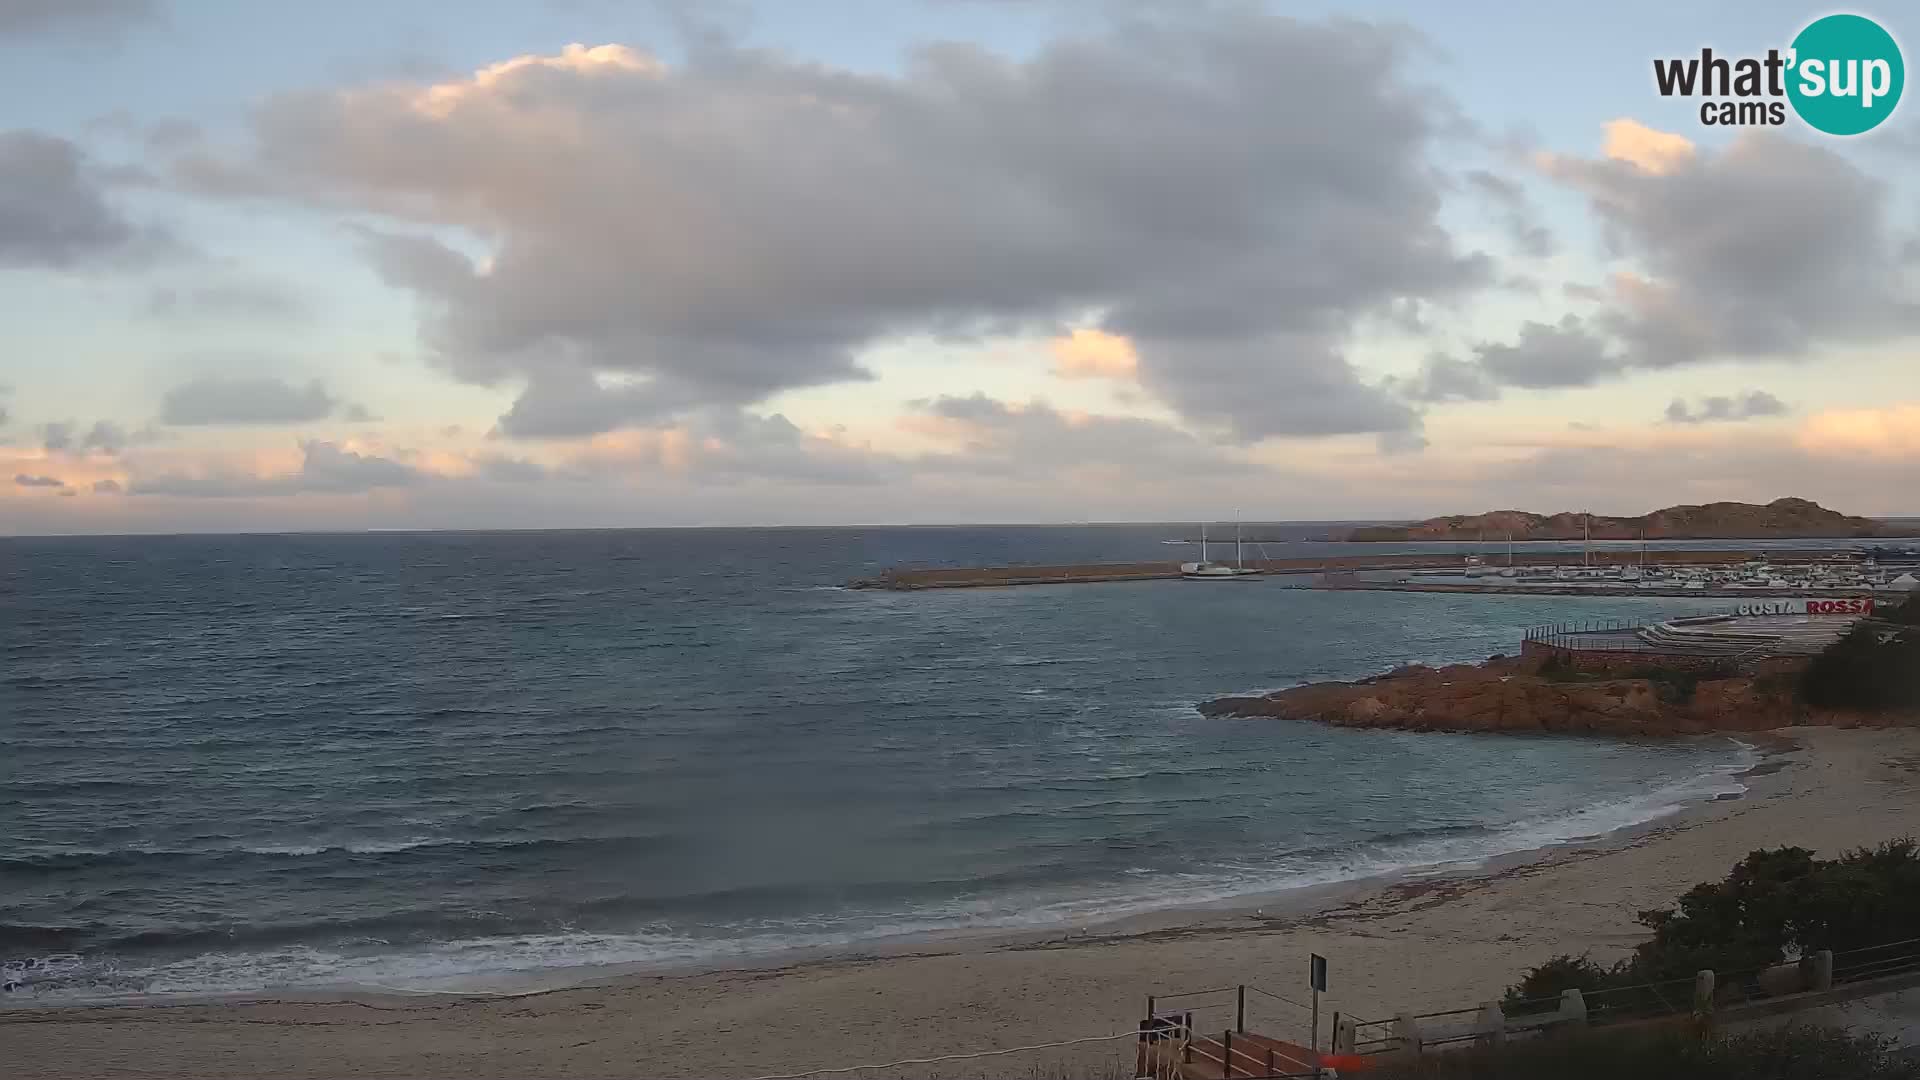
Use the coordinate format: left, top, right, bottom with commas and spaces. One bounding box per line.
1370, 1025, 1920, 1080
1878, 593, 1920, 626
1798, 622, 1920, 710
1503, 840, 1920, 1003
1499, 954, 1612, 1014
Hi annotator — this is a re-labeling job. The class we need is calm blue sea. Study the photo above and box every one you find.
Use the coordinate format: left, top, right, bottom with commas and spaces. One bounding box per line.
0, 526, 1781, 1001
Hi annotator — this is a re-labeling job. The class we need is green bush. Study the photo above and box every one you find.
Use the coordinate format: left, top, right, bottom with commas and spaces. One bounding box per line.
1370, 1025, 1920, 1080
1500, 954, 1611, 1014
1799, 624, 1920, 709
1626, 665, 1703, 705
1504, 840, 1920, 998
1879, 594, 1920, 626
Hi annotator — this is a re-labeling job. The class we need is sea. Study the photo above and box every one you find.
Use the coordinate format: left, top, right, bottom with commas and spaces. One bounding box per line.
0, 524, 1816, 1003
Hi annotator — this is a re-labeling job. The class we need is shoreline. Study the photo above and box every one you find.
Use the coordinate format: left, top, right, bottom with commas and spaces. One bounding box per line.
14, 726, 1919, 1079
2, 734, 1764, 1010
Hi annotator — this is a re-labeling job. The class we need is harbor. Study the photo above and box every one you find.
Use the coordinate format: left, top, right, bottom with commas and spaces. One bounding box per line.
850, 547, 1920, 597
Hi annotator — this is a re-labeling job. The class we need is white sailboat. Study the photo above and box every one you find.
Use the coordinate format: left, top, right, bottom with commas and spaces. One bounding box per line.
1181, 521, 1263, 579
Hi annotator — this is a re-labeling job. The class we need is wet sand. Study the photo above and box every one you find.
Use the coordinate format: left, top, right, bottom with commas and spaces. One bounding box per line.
7, 726, 1918, 1080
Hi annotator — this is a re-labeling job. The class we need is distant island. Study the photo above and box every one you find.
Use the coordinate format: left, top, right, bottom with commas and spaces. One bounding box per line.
1344, 498, 1890, 542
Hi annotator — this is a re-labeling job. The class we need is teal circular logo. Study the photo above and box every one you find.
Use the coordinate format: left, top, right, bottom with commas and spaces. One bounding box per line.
1787, 14, 1904, 135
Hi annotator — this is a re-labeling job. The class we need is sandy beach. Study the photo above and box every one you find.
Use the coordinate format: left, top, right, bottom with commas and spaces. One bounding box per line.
8, 725, 1919, 1080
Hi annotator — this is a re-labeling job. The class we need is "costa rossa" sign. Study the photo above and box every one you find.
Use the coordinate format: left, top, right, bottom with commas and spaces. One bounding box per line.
1734, 598, 1875, 617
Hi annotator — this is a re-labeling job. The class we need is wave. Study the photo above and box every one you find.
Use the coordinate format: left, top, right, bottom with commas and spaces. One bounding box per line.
0, 832, 678, 874
3, 747, 1758, 1004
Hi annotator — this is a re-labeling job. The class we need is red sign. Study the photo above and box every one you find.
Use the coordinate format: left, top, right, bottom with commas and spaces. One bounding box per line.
1807, 598, 1874, 615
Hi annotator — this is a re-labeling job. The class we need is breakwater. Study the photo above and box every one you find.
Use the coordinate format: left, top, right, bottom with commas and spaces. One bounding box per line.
847, 549, 1856, 590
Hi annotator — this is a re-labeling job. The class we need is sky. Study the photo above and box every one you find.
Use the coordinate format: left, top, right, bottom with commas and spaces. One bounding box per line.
2, 0, 1917, 534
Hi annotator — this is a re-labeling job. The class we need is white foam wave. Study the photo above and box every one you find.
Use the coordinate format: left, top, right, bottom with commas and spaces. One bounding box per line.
7, 746, 1760, 1005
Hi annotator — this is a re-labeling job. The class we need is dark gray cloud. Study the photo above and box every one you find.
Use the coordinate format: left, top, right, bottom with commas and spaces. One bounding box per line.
14, 473, 63, 487
1542, 131, 1920, 368
0, 130, 169, 268
0, 0, 153, 36
1663, 390, 1788, 425
1464, 168, 1553, 258
913, 393, 1267, 476
130, 440, 421, 497
92, 478, 123, 494
146, 282, 306, 322
472, 454, 548, 484
1390, 352, 1500, 404
40, 418, 153, 455
197, 13, 1486, 442
1471, 315, 1624, 389
159, 376, 341, 426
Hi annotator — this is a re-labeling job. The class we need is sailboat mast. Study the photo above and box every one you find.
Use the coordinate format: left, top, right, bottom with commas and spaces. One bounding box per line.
1200, 522, 1207, 564
1236, 521, 1243, 569
1583, 511, 1590, 568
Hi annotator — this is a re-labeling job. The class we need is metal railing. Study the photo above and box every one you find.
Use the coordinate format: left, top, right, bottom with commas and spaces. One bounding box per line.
1141, 982, 1324, 1078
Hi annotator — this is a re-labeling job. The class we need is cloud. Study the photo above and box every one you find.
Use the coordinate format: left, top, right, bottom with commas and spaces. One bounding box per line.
1539, 122, 1920, 369
1049, 328, 1138, 380
1390, 352, 1499, 403
159, 376, 342, 426
908, 392, 1266, 477
0, 130, 171, 268
0, 0, 153, 37
38, 418, 155, 455
91, 478, 123, 494
145, 282, 306, 322
570, 410, 902, 486
1798, 403, 1920, 459
1598, 118, 1695, 175
13, 472, 63, 487
195, 15, 1486, 442
1470, 315, 1624, 389
1464, 169, 1553, 257
129, 439, 422, 497
1663, 390, 1788, 425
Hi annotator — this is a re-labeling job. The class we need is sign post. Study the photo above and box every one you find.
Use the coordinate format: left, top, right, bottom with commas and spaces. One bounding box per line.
1309, 952, 1328, 1069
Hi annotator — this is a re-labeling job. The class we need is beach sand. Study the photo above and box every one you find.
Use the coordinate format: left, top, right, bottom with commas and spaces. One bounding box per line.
8, 726, 1918, 1080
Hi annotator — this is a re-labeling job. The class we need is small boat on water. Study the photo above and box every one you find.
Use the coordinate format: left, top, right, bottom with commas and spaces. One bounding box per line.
1181, 522, 1263, 580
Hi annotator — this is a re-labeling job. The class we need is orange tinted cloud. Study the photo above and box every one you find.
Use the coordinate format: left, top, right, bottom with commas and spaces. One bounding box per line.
1798, 403, 1920, 458
1048, 328, 1139, 380
1600, 119, 1696, 175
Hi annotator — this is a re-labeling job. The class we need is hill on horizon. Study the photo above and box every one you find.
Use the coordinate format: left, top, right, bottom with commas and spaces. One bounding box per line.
1345, 498, 1892, 542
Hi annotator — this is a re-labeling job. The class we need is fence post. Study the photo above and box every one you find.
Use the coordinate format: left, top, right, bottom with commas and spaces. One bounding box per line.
1137, 1019, 1149, 1079
1559, 988, 1587, 1028
1392, 1012, 1423, 1058
1813, 950, 1834, 991
1223, 1030, 1232, 1077
1694, 969, 1716, 1025
1237, 984, 1246, 1033
1334, 1015, 1358, 1055
1475, 1000, 1506, 1046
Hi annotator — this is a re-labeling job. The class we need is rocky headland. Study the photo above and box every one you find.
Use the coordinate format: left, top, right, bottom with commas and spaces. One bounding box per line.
1198, 652, 1903, 737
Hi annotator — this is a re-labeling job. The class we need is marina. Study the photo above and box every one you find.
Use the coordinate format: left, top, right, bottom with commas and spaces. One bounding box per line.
851, 546, 1920, 597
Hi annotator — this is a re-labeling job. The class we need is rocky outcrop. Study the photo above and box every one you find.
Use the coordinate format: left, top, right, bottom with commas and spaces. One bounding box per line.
1345, 497, 1888, 543
1199, 656, 1808, 737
